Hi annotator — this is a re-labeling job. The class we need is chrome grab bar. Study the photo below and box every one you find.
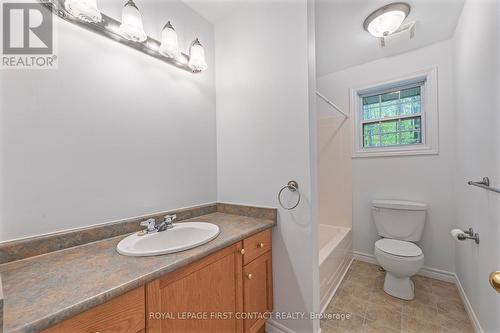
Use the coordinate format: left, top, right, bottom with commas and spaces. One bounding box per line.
468, 177, 500, 194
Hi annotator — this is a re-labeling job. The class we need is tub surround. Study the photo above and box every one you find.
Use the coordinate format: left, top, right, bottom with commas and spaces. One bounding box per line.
0, 204, 276, 333
318, 224, 353, 312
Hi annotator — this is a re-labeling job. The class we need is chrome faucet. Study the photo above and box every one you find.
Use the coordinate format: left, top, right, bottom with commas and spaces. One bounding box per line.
157, 214, 176, 232
139, 218, 157, 234
139, 215, 177, 235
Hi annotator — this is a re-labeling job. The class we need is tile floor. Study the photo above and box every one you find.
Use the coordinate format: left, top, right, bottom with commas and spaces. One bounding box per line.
321, 260, 474, 333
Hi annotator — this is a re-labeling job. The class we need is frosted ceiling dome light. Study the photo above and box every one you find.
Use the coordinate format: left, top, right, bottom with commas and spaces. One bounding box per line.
119, 0, 147, 42
363, 2, 410, 38
65, 0, 102, 23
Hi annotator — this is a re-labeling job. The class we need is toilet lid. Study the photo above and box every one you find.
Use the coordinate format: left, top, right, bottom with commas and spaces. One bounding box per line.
375, 239, 422, 257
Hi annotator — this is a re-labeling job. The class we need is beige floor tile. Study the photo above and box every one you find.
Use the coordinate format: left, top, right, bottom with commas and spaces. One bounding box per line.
402, 298, 438, 320
321, 309, 365, 333
330, 290, 369, 317
413, 289, 437, 307
365, 302, 402, 331
401, 314, 446, 333
368, 289, 405, 312
339, 279, 374, 300
432, 283, 461, 301
436, 298, 468, 321
322, 261, 474, 333
363, 319, 401, 333
440, 317, 475, 333
412, 275, 434, 293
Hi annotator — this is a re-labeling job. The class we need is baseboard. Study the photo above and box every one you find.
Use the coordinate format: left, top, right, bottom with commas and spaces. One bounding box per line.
352, 251, 378, 265
352, 251, 455, 282
454, 274, 483, 333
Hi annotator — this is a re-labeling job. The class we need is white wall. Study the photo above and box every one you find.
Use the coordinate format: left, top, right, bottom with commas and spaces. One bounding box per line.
0, 0, 217, 241
453, 0, 500, 330
214, 1, 319, 331
317, 40, 457, 273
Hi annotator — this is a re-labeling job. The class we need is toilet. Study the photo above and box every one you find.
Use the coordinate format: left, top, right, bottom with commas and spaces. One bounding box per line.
372, 199, 427, 300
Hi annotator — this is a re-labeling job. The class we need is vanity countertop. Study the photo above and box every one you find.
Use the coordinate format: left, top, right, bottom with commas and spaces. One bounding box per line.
0, 212, 276, 333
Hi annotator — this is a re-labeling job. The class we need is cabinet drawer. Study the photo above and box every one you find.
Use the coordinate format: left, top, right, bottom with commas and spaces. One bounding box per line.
243, 229, 272, 265
43, 287, 145, 333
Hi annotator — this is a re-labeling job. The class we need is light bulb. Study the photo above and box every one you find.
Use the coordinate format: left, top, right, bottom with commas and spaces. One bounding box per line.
367, 10, 406, 37
119, 0, 147, 42
188, 38, 207, 72
363, 3, 410, 38
65, 0, 101, 23
159, 21, 179, 59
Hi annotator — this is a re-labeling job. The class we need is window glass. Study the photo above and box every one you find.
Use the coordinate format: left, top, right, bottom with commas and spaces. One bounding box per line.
361, 85, 422, 148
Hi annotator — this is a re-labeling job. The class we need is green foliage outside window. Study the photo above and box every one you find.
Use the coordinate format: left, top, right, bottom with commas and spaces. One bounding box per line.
362, 86, 422, 148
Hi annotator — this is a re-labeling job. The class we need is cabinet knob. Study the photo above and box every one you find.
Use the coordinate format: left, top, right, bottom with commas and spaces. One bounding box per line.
258, 242, 264, 248
246, 273, 252, 280
240, 248, 245, 255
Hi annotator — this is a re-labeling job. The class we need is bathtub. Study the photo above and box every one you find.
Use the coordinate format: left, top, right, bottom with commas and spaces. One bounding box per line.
319, 224, 352, 312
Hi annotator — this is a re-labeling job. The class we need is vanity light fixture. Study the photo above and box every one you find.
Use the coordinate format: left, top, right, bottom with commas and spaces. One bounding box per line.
42, 0, 208, 73
363, 2, 410, 38
64, 0, 101, 23
188, 38, 207, 72
159, 21, 180, 59
119, 0, 147, 42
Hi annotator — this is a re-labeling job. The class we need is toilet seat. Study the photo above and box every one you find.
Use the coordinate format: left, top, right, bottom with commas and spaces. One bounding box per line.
375, 239, 422, 257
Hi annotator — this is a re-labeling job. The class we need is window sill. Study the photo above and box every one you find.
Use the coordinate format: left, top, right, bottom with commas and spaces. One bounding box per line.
352, 145, 439, 158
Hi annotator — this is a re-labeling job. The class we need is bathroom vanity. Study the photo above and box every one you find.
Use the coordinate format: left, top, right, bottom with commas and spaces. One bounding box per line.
42, 230, 272, 333
0, 204, 275, 333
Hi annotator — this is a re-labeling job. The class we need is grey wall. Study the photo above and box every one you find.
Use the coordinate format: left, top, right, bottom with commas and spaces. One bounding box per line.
214, 1, 319, 332
453, 0, 500, 330
317, 40, 457, 273
0, 0, 217, 241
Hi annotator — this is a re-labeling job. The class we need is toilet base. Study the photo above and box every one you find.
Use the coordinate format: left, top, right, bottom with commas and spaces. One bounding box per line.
383, 272, 415, 300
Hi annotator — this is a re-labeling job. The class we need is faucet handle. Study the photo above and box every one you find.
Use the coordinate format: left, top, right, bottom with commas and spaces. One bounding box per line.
164, 214, 177, 223
140, 218, 157, 232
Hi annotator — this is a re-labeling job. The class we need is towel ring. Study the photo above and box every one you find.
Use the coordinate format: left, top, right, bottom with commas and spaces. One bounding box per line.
278, 180, 301, 210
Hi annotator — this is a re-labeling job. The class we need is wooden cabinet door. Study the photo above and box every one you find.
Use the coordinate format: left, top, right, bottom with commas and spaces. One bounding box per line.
243, 251, 273, 333
147, 244, 243, 333
43, 287, 145, 333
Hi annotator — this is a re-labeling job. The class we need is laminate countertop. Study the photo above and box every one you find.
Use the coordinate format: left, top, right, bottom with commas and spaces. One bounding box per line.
0, 212, 276, 333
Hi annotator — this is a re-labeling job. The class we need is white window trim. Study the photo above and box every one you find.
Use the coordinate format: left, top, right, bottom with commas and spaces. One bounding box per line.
350, 68, 439, 158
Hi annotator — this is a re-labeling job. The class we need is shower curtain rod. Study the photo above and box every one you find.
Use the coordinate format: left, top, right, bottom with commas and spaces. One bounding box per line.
315, 91, 349, 118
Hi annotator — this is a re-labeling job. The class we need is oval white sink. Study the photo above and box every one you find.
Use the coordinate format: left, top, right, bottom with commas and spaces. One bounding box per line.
117, 222, 220, 257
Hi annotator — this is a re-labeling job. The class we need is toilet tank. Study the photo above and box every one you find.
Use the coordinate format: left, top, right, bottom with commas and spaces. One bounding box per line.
372, 200, 427, 241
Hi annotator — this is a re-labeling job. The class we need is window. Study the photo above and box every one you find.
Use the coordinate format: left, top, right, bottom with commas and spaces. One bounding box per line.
362, 85, 422, 148
351, 69, 439, 157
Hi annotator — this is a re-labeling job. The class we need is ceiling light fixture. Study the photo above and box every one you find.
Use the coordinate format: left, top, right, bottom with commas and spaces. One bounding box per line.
363, 2, 410, 38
